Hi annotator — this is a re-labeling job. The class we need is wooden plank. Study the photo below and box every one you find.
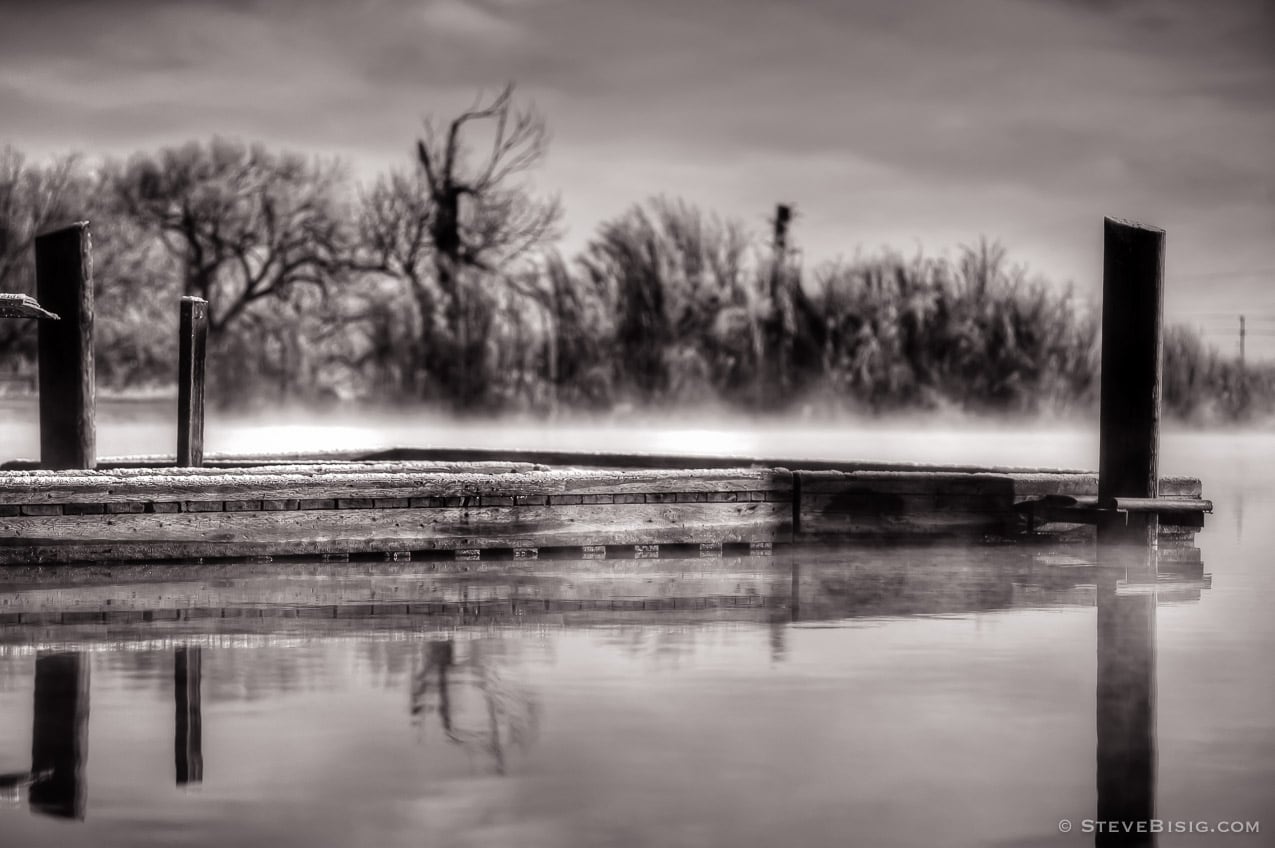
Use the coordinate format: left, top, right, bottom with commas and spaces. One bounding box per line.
801, 491, 1017, 514
798, 470, 1199, 499
362, 446, 1092, 476
177, 297, 208, 467
2, 460, 542, 478
0, 467, 792, 505
1098, 217, 1165, 546
0, 501, 791, 564
0, 292, 59, 319
35, 223, 95, 470
799, 508, 1017, 539
1111, 496, 1210, 514
798, 470, 1019, 496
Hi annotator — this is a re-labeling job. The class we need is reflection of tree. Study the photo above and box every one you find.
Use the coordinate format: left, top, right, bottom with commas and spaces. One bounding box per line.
410, 639, 539, 775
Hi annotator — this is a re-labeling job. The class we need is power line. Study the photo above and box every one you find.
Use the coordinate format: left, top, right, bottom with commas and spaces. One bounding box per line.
1173, 267, 1275, 280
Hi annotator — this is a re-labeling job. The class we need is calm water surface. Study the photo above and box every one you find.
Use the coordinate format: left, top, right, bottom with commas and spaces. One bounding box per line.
0, 407, 1271, 846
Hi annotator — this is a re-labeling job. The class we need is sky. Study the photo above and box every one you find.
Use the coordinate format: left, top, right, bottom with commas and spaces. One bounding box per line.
2, 0, 1273, 355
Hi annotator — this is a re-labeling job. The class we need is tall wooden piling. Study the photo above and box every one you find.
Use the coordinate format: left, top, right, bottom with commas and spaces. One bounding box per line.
174, 647, 203, 785
177, 297, 209, 467
35, 222, 95, 470
30, 652, 90, 820
1098, 218, 1164, 546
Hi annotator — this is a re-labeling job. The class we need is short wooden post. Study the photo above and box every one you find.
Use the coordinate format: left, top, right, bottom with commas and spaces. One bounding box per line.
35, 222, 95, 470
1097, 217, 1164, 546
174, 647, 203, 785
177, 296, 208, 467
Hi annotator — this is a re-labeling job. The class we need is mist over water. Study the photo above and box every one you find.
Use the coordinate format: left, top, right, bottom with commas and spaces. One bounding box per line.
2, 397, 1261, 479
4, 398, 1100, 468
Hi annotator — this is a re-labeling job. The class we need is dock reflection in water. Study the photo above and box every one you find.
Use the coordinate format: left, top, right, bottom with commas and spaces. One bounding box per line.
0, 543, 1226, 846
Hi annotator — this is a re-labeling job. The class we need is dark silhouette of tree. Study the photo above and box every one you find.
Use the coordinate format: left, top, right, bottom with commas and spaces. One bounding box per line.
114, 139, 346, 336
353, 168, 437, 396
414, 84, 562, 407
0, 149, 84, 367
354, 85, 561, 406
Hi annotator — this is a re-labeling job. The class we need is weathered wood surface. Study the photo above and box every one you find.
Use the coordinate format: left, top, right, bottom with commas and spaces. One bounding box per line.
35, 222, 95, 470
363, 446, 1092, 475
177, 297, 208, 468
0, 466, 790, 505
795, 469, 1201, 540
0, 460, 1205, 563
1030, 494, 1211, 513
797, 470, 1199, 497
1098, 217, 1165, 545
0, 293, 59, 319
1, 460, 543, 478
0, 501, 791, 564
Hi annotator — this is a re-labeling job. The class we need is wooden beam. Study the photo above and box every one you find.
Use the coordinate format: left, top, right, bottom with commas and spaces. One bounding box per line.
36, 223, 95, 470
177, 297, 208, 467
0, 293, 59, 320
1098, 218, 1164, 546
0, 466, 792, 505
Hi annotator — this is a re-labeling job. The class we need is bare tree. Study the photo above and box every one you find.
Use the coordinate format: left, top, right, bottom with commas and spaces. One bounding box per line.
414, 83, 563, 406
0, 149, 87, 370
352, 168, 436, 395
353, 85, 561, 406
114, 139, 347, 336
415, 83, 562, 280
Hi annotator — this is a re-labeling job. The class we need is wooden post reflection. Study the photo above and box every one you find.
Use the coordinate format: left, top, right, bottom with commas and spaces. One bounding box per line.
175, 647, 203, 785
1095, 548, 1157, 846
790, 560, 801, 623
29, 651, 90, 820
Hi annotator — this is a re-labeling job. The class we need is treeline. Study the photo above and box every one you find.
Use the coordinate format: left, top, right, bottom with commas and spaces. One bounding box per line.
0, 89, 1269, 422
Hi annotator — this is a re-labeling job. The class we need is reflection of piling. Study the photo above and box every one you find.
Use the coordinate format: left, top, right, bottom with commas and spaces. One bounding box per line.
175, 647, 203, 785
35, 223, 95, 470
30, 652, 90, 820
1095, 551, 1157, 846
1098, 218, 1164, 546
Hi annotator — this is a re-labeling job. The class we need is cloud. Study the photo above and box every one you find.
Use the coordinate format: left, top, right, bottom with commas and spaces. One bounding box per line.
0, 0, 1270, 319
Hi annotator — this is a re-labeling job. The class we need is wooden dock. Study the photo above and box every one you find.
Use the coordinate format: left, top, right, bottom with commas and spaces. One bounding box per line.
0, 217, 1213, 565
0, 454, 1207, 565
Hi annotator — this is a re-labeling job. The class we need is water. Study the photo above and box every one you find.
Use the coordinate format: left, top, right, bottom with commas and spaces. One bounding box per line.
0, 404, 1272, 846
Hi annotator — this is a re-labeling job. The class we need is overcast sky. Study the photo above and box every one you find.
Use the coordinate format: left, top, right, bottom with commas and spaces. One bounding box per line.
2, 0, 1272, 352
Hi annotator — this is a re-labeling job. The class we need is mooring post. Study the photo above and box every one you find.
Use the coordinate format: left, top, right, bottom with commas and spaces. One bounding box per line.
35, 222, 95, 470
177, 296, 209, 467
1097, 217, 1165, 546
